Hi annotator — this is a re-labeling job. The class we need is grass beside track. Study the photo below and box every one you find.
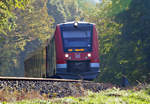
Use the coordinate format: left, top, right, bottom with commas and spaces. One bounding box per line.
0, 85, 150, 104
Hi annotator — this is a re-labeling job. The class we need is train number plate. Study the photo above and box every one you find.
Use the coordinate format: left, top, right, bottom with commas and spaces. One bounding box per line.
75, 53, 80, 58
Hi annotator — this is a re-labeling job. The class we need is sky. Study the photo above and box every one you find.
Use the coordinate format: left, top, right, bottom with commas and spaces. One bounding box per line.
93, 0, 101, 3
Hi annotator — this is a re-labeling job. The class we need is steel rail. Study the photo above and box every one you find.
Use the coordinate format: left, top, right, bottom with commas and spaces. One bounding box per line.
0, 76, 92, 83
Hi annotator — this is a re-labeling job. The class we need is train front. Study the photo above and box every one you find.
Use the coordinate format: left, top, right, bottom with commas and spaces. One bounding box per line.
55, 22, 100, 80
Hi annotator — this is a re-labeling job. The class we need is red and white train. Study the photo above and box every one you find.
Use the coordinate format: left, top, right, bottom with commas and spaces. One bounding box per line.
24, 21, 100, 80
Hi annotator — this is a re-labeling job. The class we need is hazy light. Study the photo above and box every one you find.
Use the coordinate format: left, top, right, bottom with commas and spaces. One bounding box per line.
94, 0, 101, 3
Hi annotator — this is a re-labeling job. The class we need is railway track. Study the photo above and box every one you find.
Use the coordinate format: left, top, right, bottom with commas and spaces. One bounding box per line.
0, 77, 91, 82
0, 77, 113, 98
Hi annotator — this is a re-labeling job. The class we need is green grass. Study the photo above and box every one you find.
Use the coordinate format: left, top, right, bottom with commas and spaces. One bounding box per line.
1, 87, 149, 104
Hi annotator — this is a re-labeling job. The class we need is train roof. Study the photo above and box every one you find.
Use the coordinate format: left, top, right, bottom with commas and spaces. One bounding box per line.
24, 35, 55, 62
24, 47, 45, 61
58, 21, 95, 26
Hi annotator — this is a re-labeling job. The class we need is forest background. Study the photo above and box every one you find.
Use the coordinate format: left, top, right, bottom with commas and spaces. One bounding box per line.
0, 0, 149, 85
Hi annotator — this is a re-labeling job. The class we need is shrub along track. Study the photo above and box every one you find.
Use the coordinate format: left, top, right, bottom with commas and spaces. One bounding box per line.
0, 77, 113, 98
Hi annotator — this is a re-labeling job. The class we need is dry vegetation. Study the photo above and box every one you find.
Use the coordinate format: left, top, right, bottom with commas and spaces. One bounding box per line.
0, 83, 149, 104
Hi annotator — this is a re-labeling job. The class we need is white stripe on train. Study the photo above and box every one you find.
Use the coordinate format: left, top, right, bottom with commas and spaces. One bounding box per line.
56, 64, 67, 68
90, 63, 100, 68
56, 63, 100, 68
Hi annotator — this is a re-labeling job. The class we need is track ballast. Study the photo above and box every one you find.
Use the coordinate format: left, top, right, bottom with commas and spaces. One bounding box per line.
0, 77, 113, 98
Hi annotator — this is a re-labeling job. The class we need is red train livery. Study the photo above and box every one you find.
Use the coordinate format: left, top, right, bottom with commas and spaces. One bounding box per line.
24, 21, 100, 80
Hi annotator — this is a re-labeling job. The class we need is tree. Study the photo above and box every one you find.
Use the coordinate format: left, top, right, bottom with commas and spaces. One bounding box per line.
89, 0, 150, 84
0, 0, 54, 76
47, 0, 83, 26
0, 0, 29, 76
116, 0, 150, 83
0, 0, 29, 35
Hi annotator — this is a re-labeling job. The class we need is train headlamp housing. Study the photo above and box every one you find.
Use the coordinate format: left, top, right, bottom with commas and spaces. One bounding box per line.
88, 53, 91, 57
74, 22, 78, 28
65, 54, 69, 58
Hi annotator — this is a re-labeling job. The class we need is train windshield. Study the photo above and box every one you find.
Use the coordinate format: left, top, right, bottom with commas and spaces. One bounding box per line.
62, 30, 92, 52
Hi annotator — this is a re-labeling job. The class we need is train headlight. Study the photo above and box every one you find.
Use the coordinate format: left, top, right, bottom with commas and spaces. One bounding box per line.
88, 53, 91, 57
74, 22, 78, 28
65, 54, 69, 58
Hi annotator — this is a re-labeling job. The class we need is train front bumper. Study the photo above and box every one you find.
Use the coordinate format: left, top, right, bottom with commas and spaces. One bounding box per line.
56, 71, 100, 80
56, 63, 100, 80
